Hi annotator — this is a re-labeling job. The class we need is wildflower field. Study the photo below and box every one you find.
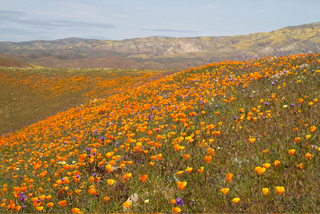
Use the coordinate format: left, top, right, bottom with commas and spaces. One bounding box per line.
0, 53, 319, 213
0, 67, 166, 134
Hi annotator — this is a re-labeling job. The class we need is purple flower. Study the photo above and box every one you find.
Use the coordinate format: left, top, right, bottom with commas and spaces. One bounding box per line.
20, 195, 27, 202
264, 102, 269, 106
233, 116, 238, 120
21, 205, 26, 209
99, 137, 104, 141
175, 197, 184, 205
76, 175, 80, 178
92, 173, 97, 177
115, 142, 119, 147
85, 148, 91, 152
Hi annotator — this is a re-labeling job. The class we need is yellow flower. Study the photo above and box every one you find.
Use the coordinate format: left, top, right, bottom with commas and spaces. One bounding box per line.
177, 171, 184, 176
249, 138, 255, 144
176, 181, 187, 191
72, 208, 81, 213
289, 149, 295, 156
198, 166, 204, 174
254, 166, 266, 175
107, 179, 115, 186
172, 207, 181, 213
221, 188, 229, 195
262, 188, 269, 196
274, 160, 280, 167
232, 198, 240, 204
123, 201, 130, 208
185, 167, 193, 173
36, 206, 43, 211
305, 153, 312, 160
275, 186, 285, 195
263, 163, 271, 169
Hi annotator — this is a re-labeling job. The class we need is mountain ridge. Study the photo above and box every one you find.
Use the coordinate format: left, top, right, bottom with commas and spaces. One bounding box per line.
0, 22, 319, 68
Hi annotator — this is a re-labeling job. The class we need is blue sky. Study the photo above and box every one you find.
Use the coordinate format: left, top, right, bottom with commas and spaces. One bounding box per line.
0, 0, 319, 42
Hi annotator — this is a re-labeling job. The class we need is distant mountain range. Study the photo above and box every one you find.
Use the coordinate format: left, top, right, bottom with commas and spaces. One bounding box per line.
0, 22, 319, 69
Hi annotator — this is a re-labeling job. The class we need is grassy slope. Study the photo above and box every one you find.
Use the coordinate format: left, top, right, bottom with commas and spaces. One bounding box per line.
0, 53, 319, 213
0, 57, 30, 68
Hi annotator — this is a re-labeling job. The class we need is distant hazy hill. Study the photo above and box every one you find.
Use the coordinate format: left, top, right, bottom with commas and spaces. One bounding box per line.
0, 22, 319, 68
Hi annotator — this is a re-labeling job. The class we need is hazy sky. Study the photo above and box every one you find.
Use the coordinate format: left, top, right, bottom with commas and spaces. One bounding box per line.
1, 0, 319, 42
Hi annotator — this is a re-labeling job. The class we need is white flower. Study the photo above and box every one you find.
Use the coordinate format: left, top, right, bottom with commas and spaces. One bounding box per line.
144, 199, 150, 204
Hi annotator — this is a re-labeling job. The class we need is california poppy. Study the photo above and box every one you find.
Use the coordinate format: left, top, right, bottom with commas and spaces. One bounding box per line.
226, 173, 233, 182
262, 188, 269, 196
123, 201, 130, 208
140, 175, 148, 183
221, 188, 229, 195
232, 198, 240, 204
176, 181, 187, 191
275, 186, 285, 195
289, 149, 295, 156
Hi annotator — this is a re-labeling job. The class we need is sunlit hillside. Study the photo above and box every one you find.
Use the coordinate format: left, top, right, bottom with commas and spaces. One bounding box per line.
0, 53, 319, 213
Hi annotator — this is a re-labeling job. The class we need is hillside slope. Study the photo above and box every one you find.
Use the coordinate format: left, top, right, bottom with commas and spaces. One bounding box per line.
0, 57, 30, 67
0, 53, 319, 213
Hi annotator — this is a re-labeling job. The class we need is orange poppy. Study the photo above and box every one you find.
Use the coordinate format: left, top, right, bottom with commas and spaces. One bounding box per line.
176, 181, 187, 191
226, 173, 233, 182
140, 175, 148, 183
